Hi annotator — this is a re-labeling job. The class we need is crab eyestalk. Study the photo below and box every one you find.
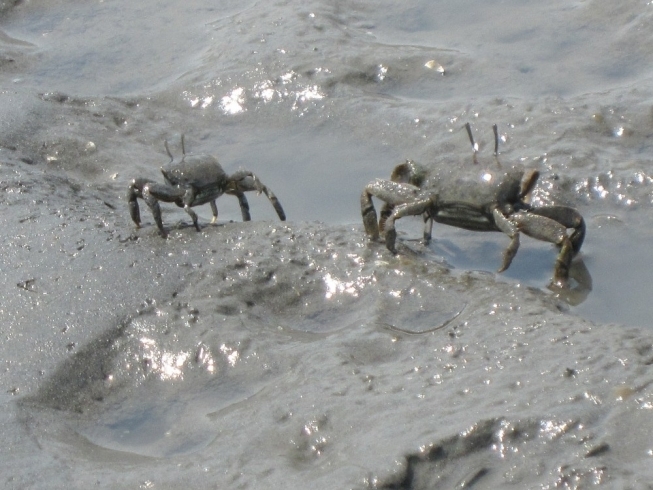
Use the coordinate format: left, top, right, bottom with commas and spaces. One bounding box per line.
466, 123, 502, 167
465, 122, 479, 164
164, 139, 173, 162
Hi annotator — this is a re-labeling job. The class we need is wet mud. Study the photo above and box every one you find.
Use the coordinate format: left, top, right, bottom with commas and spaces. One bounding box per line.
2, 0, 653, 488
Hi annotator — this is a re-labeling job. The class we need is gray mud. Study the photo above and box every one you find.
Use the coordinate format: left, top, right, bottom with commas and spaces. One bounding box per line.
2, 0, 653, 488
5, 157, 653, 488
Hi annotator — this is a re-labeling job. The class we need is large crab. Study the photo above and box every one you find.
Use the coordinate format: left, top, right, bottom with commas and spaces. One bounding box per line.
127, 135, 286, 237
360, 124, 585, 287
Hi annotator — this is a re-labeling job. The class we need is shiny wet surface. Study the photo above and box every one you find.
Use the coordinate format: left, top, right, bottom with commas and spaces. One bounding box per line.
2, 0, 653, 488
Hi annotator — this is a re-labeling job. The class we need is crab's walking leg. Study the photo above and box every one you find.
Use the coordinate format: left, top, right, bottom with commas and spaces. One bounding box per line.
527, 205, 586, 255
423, 215, 434, 243
138, 182, 186, 237
384, 198, 434, 254
127, 178, 176, 236
361, 179, 422, 242
127, 178, 153, 227
227, 170, 286, 221
379, 202, 394, 233
210, 201, 219, 224
234, 193, 252, 221
493, 208, 521, 272
510, 208, 585, 286
180, 188, 201, 231
378, 201, 434, 244
208, 195, 246, 223
361, 184, 380, 240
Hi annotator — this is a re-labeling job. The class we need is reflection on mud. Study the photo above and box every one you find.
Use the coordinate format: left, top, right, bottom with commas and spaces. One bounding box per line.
548, 258, 592, 307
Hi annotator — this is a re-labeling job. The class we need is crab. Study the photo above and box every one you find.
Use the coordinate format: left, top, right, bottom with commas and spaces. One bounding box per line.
127, 135, 286, 237
360, 123, 585, 287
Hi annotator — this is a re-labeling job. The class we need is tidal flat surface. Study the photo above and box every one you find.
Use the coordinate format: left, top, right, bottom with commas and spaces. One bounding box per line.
1, 0, 653, 488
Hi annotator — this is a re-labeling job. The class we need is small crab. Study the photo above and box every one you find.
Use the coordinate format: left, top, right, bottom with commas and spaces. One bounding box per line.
361, 124, 585, 287
127, 135, 286, 237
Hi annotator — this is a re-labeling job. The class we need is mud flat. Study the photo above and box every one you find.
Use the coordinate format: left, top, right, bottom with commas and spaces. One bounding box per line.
2, 0, 653, 487
0, 154, 651, 488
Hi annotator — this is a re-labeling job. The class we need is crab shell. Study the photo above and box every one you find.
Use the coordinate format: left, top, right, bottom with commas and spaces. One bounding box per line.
161, 154, 229, 207
417, 164, 538, 231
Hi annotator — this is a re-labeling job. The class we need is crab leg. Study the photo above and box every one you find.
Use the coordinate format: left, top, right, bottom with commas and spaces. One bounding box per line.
379, 202, 394, 233
361, 179, 422, 242
226, 170, 286, 221
423, 214, 434, 243
210, 201, 219, 223
138, 182, 187, 236
384, 198, 434, 254
127, 178, 186, 236
509, 210, 583, 286
388, 161, 432, 241
127, 178, 153, 227
526, 205, 586, 254
180, 187, 202, 232
231, 192, 251, 221
492, 207, 521, 272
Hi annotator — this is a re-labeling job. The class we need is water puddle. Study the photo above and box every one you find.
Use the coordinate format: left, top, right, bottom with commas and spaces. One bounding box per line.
395, 210, 653, 329
571, 213, 653, 328
75, 378, 262, 458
